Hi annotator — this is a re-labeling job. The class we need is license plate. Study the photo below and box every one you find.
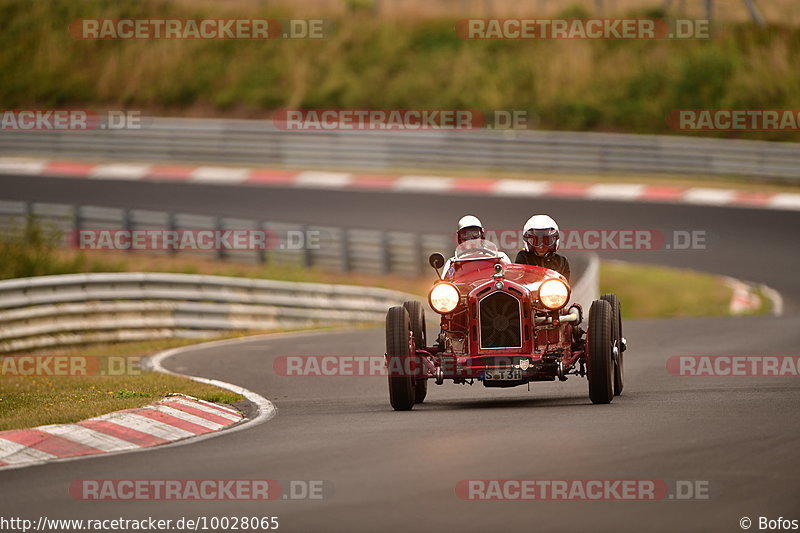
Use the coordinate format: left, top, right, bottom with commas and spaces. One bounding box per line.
484, 369, 523, 381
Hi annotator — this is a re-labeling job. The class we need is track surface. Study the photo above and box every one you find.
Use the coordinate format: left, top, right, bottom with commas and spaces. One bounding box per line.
1, 318, 799, 532
1, 175, 799, 532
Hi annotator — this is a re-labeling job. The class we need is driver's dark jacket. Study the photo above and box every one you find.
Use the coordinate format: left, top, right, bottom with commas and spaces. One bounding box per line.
514, 251, 571, 282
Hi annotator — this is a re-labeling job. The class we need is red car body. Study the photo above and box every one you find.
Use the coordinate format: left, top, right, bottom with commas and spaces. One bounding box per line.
385, 240, 624, 410
431, 248, 579, 384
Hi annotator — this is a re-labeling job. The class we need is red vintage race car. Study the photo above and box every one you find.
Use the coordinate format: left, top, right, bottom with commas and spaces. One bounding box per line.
385, 240, 626, 410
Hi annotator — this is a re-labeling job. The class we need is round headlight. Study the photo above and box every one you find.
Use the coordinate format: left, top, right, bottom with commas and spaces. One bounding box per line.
538, 279, 570, 310
429, 283, 460, 314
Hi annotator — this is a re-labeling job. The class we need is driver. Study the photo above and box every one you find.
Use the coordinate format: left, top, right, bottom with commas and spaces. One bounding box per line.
442, 215, 509, 276
515, 214, 571, 282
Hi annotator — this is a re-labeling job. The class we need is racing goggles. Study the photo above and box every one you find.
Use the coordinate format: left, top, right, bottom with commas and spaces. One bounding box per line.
524, 228, 558, 247
458, 227, 484, 242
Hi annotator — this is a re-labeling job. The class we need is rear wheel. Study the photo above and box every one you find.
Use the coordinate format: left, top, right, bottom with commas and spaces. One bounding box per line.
386, 306, 415, 411
601, 293, 624, 396
403, 300, 428, 404
587, 299, 614, 404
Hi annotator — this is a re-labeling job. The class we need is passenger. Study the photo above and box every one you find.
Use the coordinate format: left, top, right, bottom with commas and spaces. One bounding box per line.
515, 214, 571, 282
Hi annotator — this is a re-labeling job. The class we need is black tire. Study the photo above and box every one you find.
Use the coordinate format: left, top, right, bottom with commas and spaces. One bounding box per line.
587, 299, 614, 405
386, 306, 415, 411
601, 293, 624, 396
403, 300, 428, 404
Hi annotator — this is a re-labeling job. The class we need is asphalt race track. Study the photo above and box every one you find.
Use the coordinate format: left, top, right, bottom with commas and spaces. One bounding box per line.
0, 174, 799, 532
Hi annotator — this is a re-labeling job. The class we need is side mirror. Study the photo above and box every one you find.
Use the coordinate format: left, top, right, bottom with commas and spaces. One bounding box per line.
429, 253, 446, 279
429, 253, 445, 270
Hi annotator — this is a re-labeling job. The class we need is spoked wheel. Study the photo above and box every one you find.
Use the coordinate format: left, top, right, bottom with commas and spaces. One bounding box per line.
386, 306, 415, 411
601, 293, 624, 396
403, 300, 428, 404
587, 299, 614, 404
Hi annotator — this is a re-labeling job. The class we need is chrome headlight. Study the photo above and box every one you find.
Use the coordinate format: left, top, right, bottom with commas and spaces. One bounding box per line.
538, 279, 570, 310
429, 283, 460, 314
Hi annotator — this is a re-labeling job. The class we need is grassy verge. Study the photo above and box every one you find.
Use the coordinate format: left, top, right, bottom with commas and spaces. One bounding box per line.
2, 0, 799, 142
0, 335, 250, 431
600, 260, 767, 318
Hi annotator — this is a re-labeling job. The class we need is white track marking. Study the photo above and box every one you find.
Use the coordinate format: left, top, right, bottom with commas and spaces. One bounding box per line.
759, 284, 784, 317
683, 188, 737, 205
493, 179, 550, 196
767, 193, 800, 211
166, 398, 242, 421
724, 277, 760, 314
96, 413, 196, 440
0, 158, 48, 175
89, 164, 151, 180
185, 397, 241, 416
294, 171, 352, 188
7, 156, 800, 213
37, 425, 138, 453
393, 175, 454, 193
0, 438, 59, 465
151, 405, 225, 430
191, 167, 250, 184
587, 184, 646, 200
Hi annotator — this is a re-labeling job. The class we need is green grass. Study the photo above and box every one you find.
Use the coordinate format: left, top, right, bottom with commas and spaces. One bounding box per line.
1, 0, 799, 141
0, 333, 287, 431
599, 260, 766, 318
0, 218, 127, 280
0, 370, 244, 431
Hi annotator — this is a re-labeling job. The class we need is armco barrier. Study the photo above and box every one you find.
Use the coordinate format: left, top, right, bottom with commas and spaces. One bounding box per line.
0, 118, 798, 181
0, 272, 413, 352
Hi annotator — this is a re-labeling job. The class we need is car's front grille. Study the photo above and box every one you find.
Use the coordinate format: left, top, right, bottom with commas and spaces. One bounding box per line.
479, 291, 522, 349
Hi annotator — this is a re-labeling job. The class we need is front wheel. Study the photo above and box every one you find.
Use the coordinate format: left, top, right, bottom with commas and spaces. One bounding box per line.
587, 299, 614, 404
403, 300, 428, 404
386, 306, 415, 411
601, 293, 624, 396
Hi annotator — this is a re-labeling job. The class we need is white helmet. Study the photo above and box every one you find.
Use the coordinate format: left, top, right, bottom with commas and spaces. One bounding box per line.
523, 214, 560, 256
456, 215, 485, 244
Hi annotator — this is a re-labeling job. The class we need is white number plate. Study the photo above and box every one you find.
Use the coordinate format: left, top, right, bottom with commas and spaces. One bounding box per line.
484, 369, 523, 381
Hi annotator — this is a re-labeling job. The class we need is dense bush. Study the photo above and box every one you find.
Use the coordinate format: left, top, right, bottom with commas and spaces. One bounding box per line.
1, 0, 798, 140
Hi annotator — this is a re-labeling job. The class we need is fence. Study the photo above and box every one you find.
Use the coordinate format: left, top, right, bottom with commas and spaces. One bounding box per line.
1, 118, 797, 181
0, 272, 418, 353
0, 199, 453, 277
